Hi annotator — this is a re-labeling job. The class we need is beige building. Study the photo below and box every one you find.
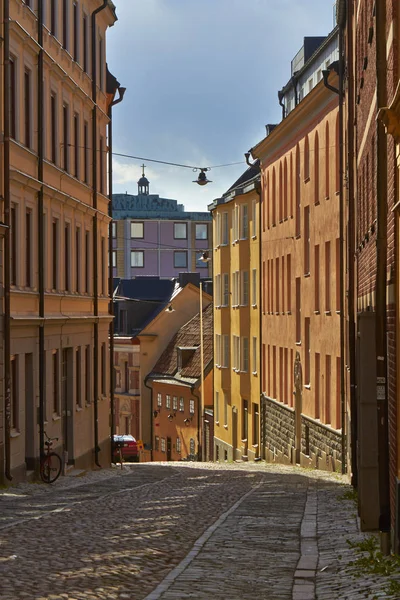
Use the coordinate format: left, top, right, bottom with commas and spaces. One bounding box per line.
209, 165, 261, 462
3, 0, 122, 481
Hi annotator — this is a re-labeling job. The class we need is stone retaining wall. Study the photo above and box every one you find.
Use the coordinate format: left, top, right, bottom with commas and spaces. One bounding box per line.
262, 395, 295, 464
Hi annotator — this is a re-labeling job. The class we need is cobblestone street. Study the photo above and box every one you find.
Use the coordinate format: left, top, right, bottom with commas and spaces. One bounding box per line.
0, 462, 398, 600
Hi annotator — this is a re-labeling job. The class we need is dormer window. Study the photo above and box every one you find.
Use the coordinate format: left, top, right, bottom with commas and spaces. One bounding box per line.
177, 346, 198, 372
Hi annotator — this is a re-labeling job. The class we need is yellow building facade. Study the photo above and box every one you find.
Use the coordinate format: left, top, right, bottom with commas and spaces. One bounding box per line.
3, 0, 120, 481
210, 167, 261, 462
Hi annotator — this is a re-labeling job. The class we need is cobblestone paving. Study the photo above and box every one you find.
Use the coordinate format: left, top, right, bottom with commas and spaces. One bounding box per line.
0, 462, 398, 600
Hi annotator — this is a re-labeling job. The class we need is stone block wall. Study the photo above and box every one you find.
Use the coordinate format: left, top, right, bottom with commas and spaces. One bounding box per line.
300, 415, 342, 472
262, 395, 295, 463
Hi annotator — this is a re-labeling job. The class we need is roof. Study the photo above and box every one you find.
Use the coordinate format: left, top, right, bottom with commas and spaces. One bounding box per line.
116, 277, 176, 301
147, 303, 213, 385
225, 160, 260, 194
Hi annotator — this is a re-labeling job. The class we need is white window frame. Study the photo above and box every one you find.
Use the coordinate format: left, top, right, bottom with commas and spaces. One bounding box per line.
241, 337, 249, 373
252, 199, 257, 237
215, 334, 221, 367
221, 212, 228, 245
131, 222, 144, 238
252, 269, 257, 306
252, 337, 257, 374
176, 437, 181, 453
173, 396, 178, 410
166, 395, 171, 409
179, 397, 184, 412
222, 273, 229, 306
131, 250, 144, 268
189, 399, 195, 414
161, 438, 166, 452
222, 334, 229, 368
223, 392, 228, 427
174, 222, 187, 239
195, 223, 208, 240
157, 393, 162, 407
240, 204, 248, 239
241, 271, 249, 306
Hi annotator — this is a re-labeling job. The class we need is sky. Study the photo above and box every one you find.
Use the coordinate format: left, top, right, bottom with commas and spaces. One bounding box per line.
107, 0, 336, 212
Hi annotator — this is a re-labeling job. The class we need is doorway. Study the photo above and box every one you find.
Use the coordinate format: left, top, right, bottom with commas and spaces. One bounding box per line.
166, 436, 172, 461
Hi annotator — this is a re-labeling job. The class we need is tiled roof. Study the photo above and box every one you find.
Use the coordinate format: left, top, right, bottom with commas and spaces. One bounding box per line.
149, 303, 213, 382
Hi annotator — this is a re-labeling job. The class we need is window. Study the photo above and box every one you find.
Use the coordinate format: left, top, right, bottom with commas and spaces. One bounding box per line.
196, 223, 208, 239
215, 334, 221, 366
101, 343, 106, 396
241, 271, 249, 306
179, 397, 184, 412
63, 103, 69, 172
222, 335, 229, 368
73, 2, 79, 62
315, 353, 320, 419
52, 218, 59, 290
224, 392, 228, 426
24, 68, 31, 149
215, 391, 219, 422
85, 230, 90, 292
242, 399, 248, 440
190, 438, 195, 455
25, 208, 32, 287
325, 355, 331, 424
84, 121, 89, 183
304, 206, 310, 274
174, 251, 187, 268
101, 237, 106, 294
10, 57, 16, 139
252, 269, 257, 306
252, 403, 259, 446
252, 337, 257, 373
166, 395, 171, 409
304, 135, 310, 179
131, 251, 144, 268
157, 393, 162, 407
233, 335, 240, 371
295, 145, 301, 236
99, 37, 104, 90
287, 254, 292, 312
215, 213, 220, 246
189, 399, 195, 414
85, 345, 91, 404
99, 137, 105, 193
155, 436, 160, 451
53, 350, 59, 414
305, 318, 310, 385
73, 113, 79, 179
76, 347, 82, 407
173, 396, 178, 411
50, 0, 57, 36
161, 438, 166, 453
83, 14, 88, 73
51, 93, 57, 164
11, 356, 18, 430
232, 270, 240, 306
233, 204, 239, 241
124, 362, 129, 393
176, 437, 181, 453
76, 227, 81, 292
296, 277, 301, 343
174, 223, 187, 239
315, 245, 320, 312
314, 132, 320, 204
64, 222, 70, 291
11, 204, 17, 285
241, 338, 249, 372
252, 200, 257, 237
240, 204, 248, 239
325, 241, 331, 312
112, 222, 117, 238
196, 252, 207, 268
221, 212, 228, 245
62, 0, 68, 50
336, 238, 340, 312
222, 273, 229, 306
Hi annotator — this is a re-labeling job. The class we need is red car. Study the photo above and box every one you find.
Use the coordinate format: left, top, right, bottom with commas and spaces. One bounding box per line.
113, 434, 139, 462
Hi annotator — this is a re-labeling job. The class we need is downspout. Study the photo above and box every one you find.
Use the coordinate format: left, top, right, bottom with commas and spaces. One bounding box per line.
108, 86, 125, 463
3, 0, 11, 480
375, 0, 390, 554
91, 0, 108, 468
192, 384, 201, 461
38, 0, 45, 468
346, 0, 358, 489
144, 376, 153, 461
278, 90, 285, 120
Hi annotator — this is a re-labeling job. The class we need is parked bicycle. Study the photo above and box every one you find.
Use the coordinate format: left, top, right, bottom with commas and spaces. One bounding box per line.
40, 433, 62, 483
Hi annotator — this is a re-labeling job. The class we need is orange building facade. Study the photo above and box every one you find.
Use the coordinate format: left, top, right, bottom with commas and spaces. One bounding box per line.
252, 60, 345, 471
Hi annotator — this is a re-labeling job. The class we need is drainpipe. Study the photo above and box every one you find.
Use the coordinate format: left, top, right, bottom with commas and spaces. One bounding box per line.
144, 376, 153, 461
278, 90, 285, 120
3, 0, 11, 480
108, 86, 126, 463
91, 0, 108, 468
375, 0, 390, 555
37, 0, 45, 468
192, 384, 201, 461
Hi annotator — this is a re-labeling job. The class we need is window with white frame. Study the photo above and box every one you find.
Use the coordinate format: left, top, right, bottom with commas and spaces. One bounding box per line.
166, 395, 171, 409
252, 199, 257, 237
112, 251, 116, 268
241, 271, 249, 306
215, 391, 219, 422
131, 222, 144, 238
215, 274, 221, 307
112, 222, 117, 238
161, 438, 166, 452
241, 337, 249, 372
240, 204, 248, 239
215, 213, 220, 246
232, 271, 240, 306
223, 392, 228, 426
233, 335, 240, 371
222, 273, 229, 306
195, 223, 208, 240
222, 334, 229, 368
233, 205, 239, 241
173, 396, 178, 410
176, 437, 181, 453
252, 269, 257, 305
189, 399, 195, 414
157, 393, 162, 407
179, 397, 184, 411
174, 222, 187, 239
215, 334, 221, 367
131, 251, 144, 268
222, 212, 228, 245
252, 337, 257, 373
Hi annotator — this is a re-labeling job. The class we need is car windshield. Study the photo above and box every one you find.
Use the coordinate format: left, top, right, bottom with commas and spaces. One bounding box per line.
113, 434, 136, 442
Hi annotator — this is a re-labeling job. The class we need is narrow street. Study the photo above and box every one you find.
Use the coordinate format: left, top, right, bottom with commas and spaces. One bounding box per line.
0, 463, 395, 600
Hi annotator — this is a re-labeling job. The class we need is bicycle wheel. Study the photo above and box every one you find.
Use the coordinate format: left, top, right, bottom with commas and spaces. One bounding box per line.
40, 452, 62, 483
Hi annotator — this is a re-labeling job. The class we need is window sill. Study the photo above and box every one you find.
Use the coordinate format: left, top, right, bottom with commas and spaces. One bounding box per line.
10, 429, 21, 438
325, 310, 332, 316
251, 235, 257, 240
224, 424, 228, 430
296, 341, 302, 346
315, 200, 320, 206
304, 272, 310, 278
304, 384, 311, 390
286, 311, 292, 315
336, 310, 341, 315
252, 371, 258, 376
76, 405, 83, 412
295, 234, 301, 240
304, 176, 310, 183
252, 304, 257, 308
215, 420, 220, 426
325, 196, 330, 201
314, 310, 320, 315
52, 414, 61, 421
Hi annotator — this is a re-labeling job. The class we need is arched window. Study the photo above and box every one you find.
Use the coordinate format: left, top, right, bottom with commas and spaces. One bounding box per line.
290, 152, 293, 217
279, 162, 283, 222
335, 115, 340, 193
284, 158, 288, 219
314, 131, 319, 204
272, 167, 276, 226
304, 135, 310, 180
325, 122, 330, 199
265, 172, 270, 230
